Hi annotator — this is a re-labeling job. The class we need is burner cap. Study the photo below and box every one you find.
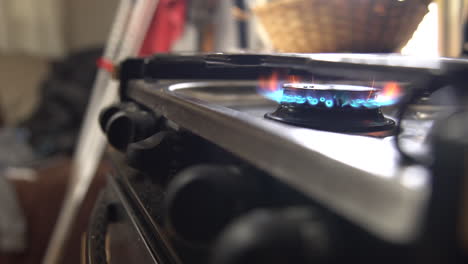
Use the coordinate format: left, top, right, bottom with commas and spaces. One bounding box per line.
265, 83, 395, 132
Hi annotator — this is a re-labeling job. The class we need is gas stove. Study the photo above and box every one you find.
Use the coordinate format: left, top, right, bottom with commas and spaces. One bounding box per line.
87, 53, 468, 264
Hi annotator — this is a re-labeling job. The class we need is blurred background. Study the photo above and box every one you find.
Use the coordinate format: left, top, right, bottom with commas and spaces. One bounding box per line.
0, 0, 465, 263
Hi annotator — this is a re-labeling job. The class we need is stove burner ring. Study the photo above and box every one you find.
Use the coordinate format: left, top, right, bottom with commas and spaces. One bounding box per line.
265, 83, 395, 132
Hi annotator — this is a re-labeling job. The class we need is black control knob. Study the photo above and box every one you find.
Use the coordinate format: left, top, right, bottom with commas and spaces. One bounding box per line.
126, 131, 181, 174
212, 207, 333, 264
164, 165, 261, 246
420, 111, 468, 262
99, 103, 159, 151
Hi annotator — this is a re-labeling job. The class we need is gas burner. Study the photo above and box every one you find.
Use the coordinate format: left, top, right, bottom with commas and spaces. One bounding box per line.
265, 83, 396, 132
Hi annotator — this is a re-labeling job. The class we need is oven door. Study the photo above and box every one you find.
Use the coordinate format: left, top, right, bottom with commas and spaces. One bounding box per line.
86, 175, 159, 264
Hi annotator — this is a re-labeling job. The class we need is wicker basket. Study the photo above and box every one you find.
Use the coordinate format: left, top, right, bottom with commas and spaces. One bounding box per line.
253, 0, 432, 53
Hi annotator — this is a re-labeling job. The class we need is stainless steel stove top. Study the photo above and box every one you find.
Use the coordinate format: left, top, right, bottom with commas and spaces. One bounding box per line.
127, 80, 432, 243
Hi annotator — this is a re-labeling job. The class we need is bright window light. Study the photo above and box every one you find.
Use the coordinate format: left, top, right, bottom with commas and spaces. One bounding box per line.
401, 3, 439, 57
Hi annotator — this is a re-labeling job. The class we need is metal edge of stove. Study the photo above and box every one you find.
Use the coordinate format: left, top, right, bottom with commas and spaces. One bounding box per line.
126, 80, 431, 245
109, 152, 183, 264
149, 52, 468, 72
138, 53, 468, 86
107, 173, 161, 264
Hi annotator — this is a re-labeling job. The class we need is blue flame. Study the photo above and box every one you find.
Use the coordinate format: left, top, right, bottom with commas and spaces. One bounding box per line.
308, 96, 319, 105
258, 82, 400, 109
261, 92, 398, 109
296, 95, 307, 104
261, 89, 284, 102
